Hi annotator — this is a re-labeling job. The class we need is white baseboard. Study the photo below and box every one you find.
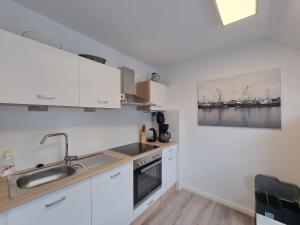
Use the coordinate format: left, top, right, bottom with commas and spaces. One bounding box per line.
181, 184, 255, 217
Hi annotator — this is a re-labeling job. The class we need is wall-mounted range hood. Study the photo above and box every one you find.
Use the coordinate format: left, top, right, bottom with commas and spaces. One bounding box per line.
120, 67, 155, 107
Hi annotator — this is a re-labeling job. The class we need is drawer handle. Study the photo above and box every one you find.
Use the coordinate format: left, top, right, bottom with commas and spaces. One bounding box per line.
110, 172, 121, 178
37, 94, 55, 100
168, 157, 174, 161
45, 196, 66, 208
169, 149, 175, 153
98, 100, 108, 104
156, 105, 162, 108
147, 200, 154, 206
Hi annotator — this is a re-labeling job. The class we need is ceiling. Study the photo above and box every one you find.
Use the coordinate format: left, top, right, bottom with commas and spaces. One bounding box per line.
12, 0, 300, 68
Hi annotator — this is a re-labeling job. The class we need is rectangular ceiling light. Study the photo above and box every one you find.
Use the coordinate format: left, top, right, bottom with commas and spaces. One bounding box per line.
215, 0, 257, 26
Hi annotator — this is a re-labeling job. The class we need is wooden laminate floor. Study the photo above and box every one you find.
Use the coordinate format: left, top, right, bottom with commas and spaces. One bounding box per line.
142, 190, 254, 225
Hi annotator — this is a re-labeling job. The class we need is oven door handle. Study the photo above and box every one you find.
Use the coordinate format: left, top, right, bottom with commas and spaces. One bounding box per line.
140, 160, 162, 173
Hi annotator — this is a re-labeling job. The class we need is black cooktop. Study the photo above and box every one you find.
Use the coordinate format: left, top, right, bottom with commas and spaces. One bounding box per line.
111, 142, 159, 156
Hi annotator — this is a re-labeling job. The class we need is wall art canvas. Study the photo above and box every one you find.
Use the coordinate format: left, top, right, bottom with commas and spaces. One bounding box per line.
197, 68, 281, 129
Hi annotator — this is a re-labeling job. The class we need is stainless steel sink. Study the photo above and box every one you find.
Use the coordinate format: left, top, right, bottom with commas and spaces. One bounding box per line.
8, 152, 122, 198
16, 165, 77, 189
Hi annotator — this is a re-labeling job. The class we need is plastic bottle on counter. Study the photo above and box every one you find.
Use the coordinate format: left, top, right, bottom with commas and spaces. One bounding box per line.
0, 149, 16, 177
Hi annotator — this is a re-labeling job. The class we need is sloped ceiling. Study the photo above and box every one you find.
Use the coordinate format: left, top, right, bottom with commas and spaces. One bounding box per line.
12, 0, 299, 68
267, 0, 300, 52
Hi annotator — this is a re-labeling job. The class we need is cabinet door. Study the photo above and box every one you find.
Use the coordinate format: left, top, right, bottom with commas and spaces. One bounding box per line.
7, 179, 91, 225
162, 145, 177, 194
0, 29, 79, 106
149, 81, 167, 111
79, 57, 121, 108
91, 163, 133, 225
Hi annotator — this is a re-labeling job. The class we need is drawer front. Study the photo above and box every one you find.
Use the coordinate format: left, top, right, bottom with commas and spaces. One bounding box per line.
134, 188, 162, 219
7, 179, 91, 225
162, 145, 177, 194
163, 145, 177, 159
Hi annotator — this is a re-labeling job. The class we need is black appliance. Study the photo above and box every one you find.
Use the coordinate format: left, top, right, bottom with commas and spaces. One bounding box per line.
157, 112, 171, 143
147, 128, 157, 142
255, 175, 300, 225
111, 143, 162, 208
133, 151, 162, 208
111, 142, 159, 156
78, 54, 107, 64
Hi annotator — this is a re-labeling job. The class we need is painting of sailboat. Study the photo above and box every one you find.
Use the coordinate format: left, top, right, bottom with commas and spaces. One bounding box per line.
197, 68, 281, 128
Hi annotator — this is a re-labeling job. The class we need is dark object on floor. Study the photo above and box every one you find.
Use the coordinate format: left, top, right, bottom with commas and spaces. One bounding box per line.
255, 174, 300, 225
79, 54, 107, 64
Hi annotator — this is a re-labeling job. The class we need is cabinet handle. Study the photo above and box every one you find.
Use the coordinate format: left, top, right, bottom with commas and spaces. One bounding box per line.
37, 94, 55, 100
147, 200, 154, 206
45, 196, 66, 208
98, 100, 108, 104
169, 149, 175, 153
110, 171, 121, 178
168, 157, 174, 161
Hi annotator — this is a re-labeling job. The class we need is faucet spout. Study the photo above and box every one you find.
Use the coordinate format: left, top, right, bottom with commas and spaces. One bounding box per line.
40, 133, 76, 165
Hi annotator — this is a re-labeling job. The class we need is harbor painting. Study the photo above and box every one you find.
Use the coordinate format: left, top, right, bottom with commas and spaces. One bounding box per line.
197, 68, 281, 129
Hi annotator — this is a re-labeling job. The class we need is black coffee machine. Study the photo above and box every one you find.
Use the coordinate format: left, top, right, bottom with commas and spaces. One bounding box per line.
157, 112, 171, 143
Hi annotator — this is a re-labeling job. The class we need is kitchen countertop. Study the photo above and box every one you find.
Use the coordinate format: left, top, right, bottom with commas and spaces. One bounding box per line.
0, 141, 177, 213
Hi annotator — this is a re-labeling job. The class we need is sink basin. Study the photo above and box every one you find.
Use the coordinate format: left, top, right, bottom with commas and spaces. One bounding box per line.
16, 165, 76, 189
8, 152, 121, 198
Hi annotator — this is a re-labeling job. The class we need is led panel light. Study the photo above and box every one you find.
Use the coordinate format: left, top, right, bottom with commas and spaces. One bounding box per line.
216, 0, 257, 26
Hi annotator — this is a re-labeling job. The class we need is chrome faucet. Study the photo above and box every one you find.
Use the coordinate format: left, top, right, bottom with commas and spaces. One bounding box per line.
40, 133, 78, 165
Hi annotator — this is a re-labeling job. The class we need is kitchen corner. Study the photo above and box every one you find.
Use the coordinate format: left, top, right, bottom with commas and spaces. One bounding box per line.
0, 138, 178, 225
0, 149, 132, 212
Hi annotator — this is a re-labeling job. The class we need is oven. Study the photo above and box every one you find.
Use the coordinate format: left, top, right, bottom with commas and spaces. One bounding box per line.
133, 151, 162, 208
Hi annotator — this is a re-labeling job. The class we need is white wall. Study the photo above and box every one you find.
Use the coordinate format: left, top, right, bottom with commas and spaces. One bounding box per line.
0, 0, 155, 170
0, 106, 151, 170
159, 39, 300, 215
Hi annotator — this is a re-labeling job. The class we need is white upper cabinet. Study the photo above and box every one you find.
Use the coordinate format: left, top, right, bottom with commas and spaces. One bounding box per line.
78, 57, 121, 108
162, 145, 177, 194
136, 80, 167, 111
7, 179, 91, 225
91, 163, 133, 225
0, 29, 79, 106
149, 81, 167, 110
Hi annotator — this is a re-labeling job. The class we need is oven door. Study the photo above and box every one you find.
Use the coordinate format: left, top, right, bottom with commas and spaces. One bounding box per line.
134, 158, 162, 207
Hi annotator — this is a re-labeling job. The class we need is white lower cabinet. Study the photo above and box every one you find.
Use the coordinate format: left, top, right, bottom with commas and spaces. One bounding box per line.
162, 145, 177, 194
1, 146, 177, 225
7, 179, 91, 225
91, 163, 133, 225
133, 188, 161, 219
